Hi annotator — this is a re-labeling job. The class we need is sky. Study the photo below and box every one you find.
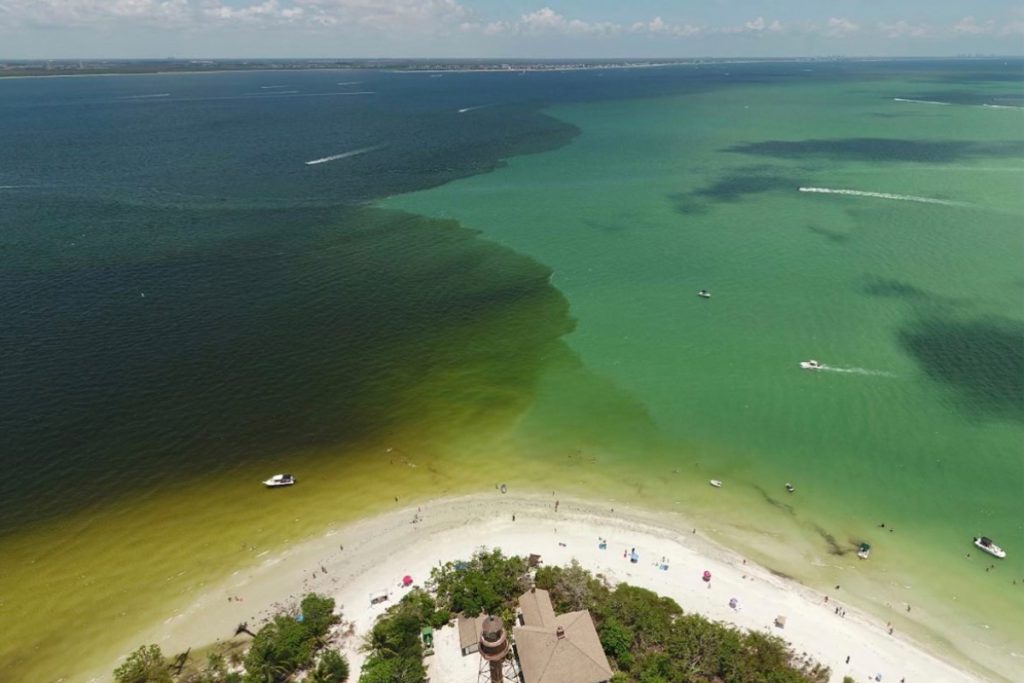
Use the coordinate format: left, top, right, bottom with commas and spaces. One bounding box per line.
0, 1, 1022, 59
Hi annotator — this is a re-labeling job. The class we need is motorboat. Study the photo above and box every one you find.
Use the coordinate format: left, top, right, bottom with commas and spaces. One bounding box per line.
697, 289, 712, 299
800, 360, 822, 370
263, 473, 296, 488
785, 483, 795, 493
857, 543, 871, 560
709, 479, 723, 488
974, 536, 1006, 559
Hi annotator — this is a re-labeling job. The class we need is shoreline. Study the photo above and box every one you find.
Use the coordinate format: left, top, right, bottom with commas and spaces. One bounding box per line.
111, 492, 994, 683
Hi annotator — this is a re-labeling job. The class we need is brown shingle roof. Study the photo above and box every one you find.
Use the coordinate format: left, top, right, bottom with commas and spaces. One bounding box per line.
514, 591, 612, 683
518, 587, 557, 628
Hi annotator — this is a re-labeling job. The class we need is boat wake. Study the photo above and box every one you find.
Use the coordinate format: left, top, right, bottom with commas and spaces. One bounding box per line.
119, 93, 171, 99
305, 145, 385, 166
458, 105, 489, 113
893, 97, 951, 106
981, 104, 1023, 110
798, 187, 969, 207
818, 365, 896, 378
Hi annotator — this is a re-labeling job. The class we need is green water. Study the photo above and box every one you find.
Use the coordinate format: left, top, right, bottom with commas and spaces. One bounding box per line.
386, 76, 1024, 678
2, 65, 1022, 683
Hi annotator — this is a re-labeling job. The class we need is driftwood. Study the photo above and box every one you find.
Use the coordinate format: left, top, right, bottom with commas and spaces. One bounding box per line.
171, 648, 190, 675
235, 622, 257, 638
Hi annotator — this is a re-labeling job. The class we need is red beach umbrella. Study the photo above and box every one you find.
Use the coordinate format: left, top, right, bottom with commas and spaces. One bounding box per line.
702, 570, 712, 582
402, 575, 413, 586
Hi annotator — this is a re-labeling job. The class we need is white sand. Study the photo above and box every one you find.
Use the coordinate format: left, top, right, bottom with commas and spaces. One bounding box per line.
122, 493, 985, 683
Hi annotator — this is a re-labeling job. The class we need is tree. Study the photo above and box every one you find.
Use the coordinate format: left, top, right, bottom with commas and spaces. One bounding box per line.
310, 649, 350, 683
301, 593, 340, 641
243, 615, 316, 682
113, 645, 172, 683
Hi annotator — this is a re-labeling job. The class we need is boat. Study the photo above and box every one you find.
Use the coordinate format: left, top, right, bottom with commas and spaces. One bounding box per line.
697, 289, 711, 299
857, 543, 871, 560
974, 536, 1006, 559
709, 479, 723, 488
263, 473, 296, 488
800, 360, 822, 370
785, 483, 795, 493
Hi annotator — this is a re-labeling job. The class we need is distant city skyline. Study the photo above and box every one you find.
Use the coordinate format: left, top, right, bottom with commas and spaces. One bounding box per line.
1, 1, 1022, 59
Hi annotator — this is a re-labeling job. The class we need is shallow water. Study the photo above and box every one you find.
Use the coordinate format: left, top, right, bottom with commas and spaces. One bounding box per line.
1, 61, 1022, 682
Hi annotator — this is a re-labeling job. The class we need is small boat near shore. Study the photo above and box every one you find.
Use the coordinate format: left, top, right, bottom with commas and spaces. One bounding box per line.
709, 479, 723, 488
800, 360, 822, 370
264, 473, 296, 488
857, 542, 871, 560
697, 289, 712, 299
974, 536, 1006, 559
785, 483, 795, 493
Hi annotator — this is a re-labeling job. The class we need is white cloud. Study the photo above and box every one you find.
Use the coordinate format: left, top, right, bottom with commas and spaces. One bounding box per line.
953, 16, 990, 34
0, 0, 193, 27
822, 16, 858, 37
630, 16, 701, 38
719, 16, 783, 34
878, 20, 929, 39
514, 7, 619, 36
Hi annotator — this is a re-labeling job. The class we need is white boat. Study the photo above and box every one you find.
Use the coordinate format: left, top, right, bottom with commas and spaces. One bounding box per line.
857, 543, 871, 560
263, 473, 296, 488
785, 483, 795, 493
697, 289, 712, 299
800, 360, 822, 370
709, 479, 723, 488
974, 536, 1006, 559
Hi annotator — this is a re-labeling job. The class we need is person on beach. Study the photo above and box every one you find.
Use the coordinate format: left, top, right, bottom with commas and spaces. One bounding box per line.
845, 656, 850, 664
512, 514, 515, 522
555, 500, 559, 512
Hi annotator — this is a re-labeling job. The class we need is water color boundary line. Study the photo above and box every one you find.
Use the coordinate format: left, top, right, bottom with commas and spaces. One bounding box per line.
798, 187, 971, 207
305, 145, 386, 166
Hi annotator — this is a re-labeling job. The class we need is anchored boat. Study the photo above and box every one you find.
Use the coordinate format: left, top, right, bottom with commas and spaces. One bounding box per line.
263, 473, 296, 488
974, 536, 1006, 559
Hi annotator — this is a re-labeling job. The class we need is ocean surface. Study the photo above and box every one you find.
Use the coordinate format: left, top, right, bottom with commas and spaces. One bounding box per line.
1, 61, 1022, 682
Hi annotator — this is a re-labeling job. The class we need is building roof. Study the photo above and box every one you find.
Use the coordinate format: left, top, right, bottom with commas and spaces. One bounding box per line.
514, 591, 612, 683
457, 613, 486, 650
518, 587, 557, 628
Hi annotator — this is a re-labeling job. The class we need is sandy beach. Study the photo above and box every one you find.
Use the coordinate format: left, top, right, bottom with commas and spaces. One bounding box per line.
104, 491, 993, 683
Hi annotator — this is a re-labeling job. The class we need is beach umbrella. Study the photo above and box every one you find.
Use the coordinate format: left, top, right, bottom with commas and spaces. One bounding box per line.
729, 597, 738, 609
702, 570, 712, 582
402, 575, 413, 586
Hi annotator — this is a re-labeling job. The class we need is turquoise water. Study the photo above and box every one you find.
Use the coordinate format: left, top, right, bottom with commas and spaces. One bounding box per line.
1, 61, 1022, 681
387, 72, 1024, 677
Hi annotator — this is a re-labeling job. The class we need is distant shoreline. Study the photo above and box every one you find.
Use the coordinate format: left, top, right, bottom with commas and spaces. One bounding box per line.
2, 55, 1017, 80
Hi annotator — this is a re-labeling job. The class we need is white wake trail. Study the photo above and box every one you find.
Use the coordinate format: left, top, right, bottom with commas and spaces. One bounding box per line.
893, 98, 951, 106
798, 187, 969, 207
819, 365, 896, 378
120, 93, 171, 99
305, 145, 384, 166
458, 105, 489, 113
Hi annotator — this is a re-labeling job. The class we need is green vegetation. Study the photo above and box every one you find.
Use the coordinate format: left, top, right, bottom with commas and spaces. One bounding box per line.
535, 561, 830, 683
114, 645, 172, 683
116, 554, 827, 683
113, 594, 345, 683
358, 589, 436, 683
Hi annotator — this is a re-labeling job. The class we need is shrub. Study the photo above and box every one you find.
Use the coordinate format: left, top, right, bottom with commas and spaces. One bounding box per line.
114, 644, 172, 683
